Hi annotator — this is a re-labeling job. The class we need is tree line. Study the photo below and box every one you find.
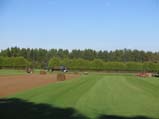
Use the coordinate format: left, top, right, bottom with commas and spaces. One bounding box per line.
0, 56, 30, 69
49, 57, 159, 72
0, 47, 159, 70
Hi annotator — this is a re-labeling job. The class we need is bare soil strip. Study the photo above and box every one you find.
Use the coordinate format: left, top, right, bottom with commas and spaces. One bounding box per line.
0, 74, 79, 97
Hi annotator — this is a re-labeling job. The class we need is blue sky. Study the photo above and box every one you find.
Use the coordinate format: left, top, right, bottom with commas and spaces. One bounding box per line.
0, 0, 159, 51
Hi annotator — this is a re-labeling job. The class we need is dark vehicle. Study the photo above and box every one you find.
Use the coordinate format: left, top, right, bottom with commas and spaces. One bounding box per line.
152, 72, 159, 77
51, 65, 68, 72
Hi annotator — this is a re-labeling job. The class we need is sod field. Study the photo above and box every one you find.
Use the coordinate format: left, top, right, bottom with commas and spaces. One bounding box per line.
0, 69, 49, 75
0, 69, 27, 75
1, 73, 159, 119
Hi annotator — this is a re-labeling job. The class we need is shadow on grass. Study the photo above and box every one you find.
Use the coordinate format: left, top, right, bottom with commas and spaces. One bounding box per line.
0, 98, 88, 119
98, 115, 154, 119
0, 98, 155, 119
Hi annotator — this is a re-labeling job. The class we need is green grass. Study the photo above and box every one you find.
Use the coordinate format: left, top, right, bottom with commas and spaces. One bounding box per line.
6, 74, 159, 119
0, 69, 50, 75
0, 69, 27, 75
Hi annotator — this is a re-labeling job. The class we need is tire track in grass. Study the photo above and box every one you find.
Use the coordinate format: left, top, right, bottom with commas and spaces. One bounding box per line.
51, 75, 101, 107
97, 75, 159, 118
146, 77, 159, 86
97, 75, 135, 116
74, 75, 117, 118
12, 75, 100, 108
120, 76, 159, 117
13, 76, 89, 102
125, 76, 159, 98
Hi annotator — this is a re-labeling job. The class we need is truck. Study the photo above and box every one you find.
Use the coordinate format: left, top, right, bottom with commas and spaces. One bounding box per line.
51, 65, 68, 72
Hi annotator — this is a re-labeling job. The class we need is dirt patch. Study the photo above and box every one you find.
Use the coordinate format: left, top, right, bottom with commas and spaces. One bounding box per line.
0, 74, 80, 97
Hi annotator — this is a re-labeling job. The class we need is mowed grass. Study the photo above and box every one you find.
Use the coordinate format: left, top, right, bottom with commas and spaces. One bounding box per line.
0, 69, 48, 75
8, 73, 159, 119
0, 69, 27, 75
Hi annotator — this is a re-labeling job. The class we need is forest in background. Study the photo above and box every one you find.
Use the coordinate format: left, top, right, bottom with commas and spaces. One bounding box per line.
0, 47, 159, 71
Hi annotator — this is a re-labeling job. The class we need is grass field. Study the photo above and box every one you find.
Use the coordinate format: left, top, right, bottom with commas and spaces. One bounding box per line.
0, 69, 48, 75
0, 69, 27, 75
1, 73, 159, 119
